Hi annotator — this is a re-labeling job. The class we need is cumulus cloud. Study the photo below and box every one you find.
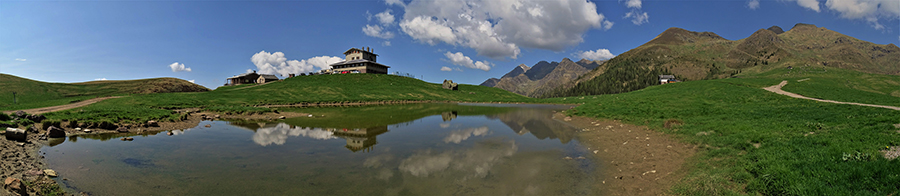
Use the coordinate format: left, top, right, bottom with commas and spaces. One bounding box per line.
252, 123, 336, 146
94, 78, 107, 81
624, 10, 650, 25
444, 51, 492, 71
443, 126, 490, 144
748, 0, 760, 9
440, 66, 453, 71
796, 0, 821, 12
376, 9, 395, 25
363, 24, 395, 39
825, 0, 899, 30
577, 48, 616, 60
625, 0, 642, 8
14, 58, 26, 61
168, 62, 192, 72
251, 51, 344, 77
395, 0, 612, 59
385, 0, 406, 7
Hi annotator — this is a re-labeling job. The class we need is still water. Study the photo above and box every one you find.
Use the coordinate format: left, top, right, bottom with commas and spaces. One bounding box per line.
42, 103, 596, 195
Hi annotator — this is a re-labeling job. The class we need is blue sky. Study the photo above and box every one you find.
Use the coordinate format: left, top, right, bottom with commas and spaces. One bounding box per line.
1, 0, 898, 88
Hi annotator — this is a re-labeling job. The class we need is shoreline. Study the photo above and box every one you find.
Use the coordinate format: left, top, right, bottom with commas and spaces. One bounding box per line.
554, 113, 696, 195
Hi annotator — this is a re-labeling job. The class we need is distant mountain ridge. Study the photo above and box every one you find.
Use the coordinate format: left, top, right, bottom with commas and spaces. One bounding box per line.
542, 23, 900, 98
480, 58, 605, 98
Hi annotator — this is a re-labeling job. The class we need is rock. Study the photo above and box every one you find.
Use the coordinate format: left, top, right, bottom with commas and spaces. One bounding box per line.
442, 79, 459, 90
43, 169, 58, 177
167, 132, 173, 136
4, 177, 23, 193
278, 116, 286, 119
14, 111, 26, 118
26, 114, 46, 122
16, 142, 25, 147
83, 129, 92, 133
308, 114, 313, 117
469, 92, 475, 94
25, 169, 43, 176
47, 126, 66, 138
124, 137, 134, 141
563, 117, 572, 121
147, 120, 159, 127
116, 127, 129, 133
204, 124, 212, 128
5, 127, 27, 141
214, 115, 220, 118
75, 127, 82, 131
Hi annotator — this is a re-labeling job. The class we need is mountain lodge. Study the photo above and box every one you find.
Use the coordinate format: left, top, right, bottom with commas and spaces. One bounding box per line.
225, 71, 279, 86
659, 75, 678, 84
328, 47, 390, 74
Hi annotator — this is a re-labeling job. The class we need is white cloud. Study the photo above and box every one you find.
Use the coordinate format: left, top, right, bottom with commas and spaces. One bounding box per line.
252, 123, 336, 146
397, 0, 611, 60
825, 0, 899, 30
363, 24, 395, 39
376, 9, 395, 25
385, 0, 406, 7
440, 66, 453, 71
577, 48, 616, 60
444, 51, 492, 71
94, 78, 107, 81
624, 10, 649, 25
748, 0, 760, 9
251, 51, 344, 77
383, 41, 392, 46
14, 58, 26, 61
168, 62, 192, 72
443, 126, 490, 144
796, 0, 821, 12
625, 0, 642, 8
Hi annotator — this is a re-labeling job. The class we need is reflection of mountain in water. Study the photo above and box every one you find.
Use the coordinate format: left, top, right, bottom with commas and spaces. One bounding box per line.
227, 121, 388, 152
485, 108, 576, 143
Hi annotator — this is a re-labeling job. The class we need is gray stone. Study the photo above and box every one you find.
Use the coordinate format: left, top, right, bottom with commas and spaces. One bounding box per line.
5, 127, 27, 141
116, 127, 129, 133
26, 114, 45, 122
147, 120, 159, 127
442, 80, 459, 90
14, 111, 26, 118
47, 126, 66, 138
43, 169, 58, 177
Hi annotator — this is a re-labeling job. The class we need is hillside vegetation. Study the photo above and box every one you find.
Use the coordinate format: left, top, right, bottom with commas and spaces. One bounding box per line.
42, 74, 533, 125
549, 67, 900, 195
0, 74, 209, 111
544, 23, 899, 98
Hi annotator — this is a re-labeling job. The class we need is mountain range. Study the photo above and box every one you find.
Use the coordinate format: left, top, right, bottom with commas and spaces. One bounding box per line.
483, 23, 899, 98
480, 58, 604, 98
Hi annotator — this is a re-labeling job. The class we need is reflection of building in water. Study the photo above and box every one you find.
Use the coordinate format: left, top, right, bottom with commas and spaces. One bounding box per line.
332, 126, 389, 152
441, 111, 458, 121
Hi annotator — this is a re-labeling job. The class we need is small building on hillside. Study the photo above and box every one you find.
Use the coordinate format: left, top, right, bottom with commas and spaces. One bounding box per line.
225, 71, 279, 86
659, 75, 679, 84
328, 47, 390, 74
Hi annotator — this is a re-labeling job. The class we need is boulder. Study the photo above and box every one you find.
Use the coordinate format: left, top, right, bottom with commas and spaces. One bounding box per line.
43, 169, 58, 177
47, 126, 66, 138
83, 129, 92, 133
116, 127, 129, 133
4, 128, 27, 141
26, 126, 38, 133
14, 111, 26, 118
147, 120, 159, 127
4, 177, 24, 194
278, 116, 286, 119
26, 114, 46, 122
442, 80, 459, 90
214, 115, 221, 118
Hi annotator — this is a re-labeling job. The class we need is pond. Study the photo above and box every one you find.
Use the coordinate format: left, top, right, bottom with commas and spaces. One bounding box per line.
41, 103, 597, 195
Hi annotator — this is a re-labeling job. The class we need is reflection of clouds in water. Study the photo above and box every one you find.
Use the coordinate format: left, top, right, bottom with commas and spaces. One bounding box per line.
252, 123, 335, 146
443, 126, 490, 144
439, 123, 450, 128
363, 154, 395, 168
399, 140, 517, 178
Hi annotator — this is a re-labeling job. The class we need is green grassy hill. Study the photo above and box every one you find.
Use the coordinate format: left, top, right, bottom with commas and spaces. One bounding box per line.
549, 68, 900, 195
42, 74, 534, 125
0, 74, 209, 111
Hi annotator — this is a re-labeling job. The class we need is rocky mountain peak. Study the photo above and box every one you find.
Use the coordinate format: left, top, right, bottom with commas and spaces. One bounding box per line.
767, 26, 785, 34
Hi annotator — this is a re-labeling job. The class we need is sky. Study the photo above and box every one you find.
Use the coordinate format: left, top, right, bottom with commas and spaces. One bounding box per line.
1, 0, 898, 89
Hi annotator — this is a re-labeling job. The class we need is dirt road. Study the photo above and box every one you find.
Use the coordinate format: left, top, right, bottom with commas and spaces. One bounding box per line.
3, 96, 123, 115
763, 81, 900, 111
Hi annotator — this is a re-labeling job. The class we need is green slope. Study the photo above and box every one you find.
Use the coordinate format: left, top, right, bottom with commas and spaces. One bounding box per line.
549, 69, 900, 195
0, 74, 209, 111
42, 74, 533, 124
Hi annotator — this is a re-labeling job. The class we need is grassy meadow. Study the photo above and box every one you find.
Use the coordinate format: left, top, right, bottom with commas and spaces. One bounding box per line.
39, 74, 533, 125
549, 67, 900, 195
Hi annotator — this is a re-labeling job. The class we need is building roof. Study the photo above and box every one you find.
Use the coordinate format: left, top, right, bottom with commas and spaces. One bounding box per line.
259, 74, 279, 80
343, 48, 379, 56
329, 59, 391, 68
659, 75, 676, 79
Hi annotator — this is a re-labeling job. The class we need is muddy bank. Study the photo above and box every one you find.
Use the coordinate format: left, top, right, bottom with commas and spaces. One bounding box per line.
555, 113, 696, 196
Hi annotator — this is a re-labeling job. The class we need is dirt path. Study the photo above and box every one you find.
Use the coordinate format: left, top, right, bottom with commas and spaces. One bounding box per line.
764, 81, 900, 111
3, 96, 124, 115
555, 113, 696, 196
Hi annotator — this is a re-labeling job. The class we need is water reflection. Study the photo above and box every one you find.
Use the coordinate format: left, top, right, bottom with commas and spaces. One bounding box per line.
486, 108, 576, 143
397, 139, 517, 178
442, 126, 490, 144
228, 121, 389, 152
